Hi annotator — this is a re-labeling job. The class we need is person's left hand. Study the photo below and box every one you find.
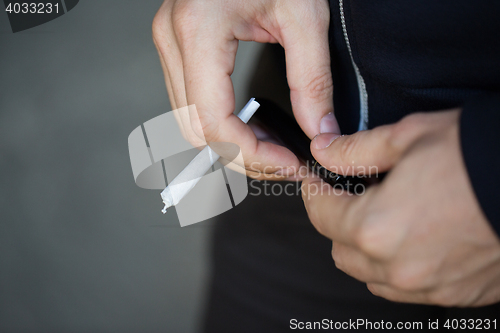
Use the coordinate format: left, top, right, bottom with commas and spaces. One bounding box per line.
301, 109, 500, 307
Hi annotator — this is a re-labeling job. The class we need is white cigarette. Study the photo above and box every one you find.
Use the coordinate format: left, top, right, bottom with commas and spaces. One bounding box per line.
161, 98, 260, 213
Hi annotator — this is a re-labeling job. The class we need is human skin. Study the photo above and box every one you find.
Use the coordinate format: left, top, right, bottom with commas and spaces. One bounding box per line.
301, 110, 500, 307
152, 0, 340, 180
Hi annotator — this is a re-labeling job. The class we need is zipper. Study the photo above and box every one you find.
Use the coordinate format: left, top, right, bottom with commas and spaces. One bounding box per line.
339, 0, 369, 131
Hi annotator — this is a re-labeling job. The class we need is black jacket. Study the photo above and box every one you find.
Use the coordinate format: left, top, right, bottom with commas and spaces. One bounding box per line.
202, 2, 500, 331
330, 0, 500, 235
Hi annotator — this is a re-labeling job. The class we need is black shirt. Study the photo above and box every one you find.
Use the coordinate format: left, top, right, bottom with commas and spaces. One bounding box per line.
202, 1, 500, 332
330, 0, 500, 234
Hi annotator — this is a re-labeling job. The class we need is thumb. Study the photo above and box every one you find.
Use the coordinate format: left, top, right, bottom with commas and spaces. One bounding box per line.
310, 124, 405, 175
279, 0, 340, 139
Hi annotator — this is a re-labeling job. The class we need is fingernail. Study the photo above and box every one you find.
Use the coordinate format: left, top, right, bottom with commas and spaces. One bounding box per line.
320, 112, 341, 134
313, 133, 341, 150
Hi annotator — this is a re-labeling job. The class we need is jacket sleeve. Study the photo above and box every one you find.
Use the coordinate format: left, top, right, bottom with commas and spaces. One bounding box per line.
460, 93, 500, 237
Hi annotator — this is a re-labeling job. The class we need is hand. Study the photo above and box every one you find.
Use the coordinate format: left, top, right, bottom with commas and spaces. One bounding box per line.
153, 0, 340, 179
301, 110, 500, 306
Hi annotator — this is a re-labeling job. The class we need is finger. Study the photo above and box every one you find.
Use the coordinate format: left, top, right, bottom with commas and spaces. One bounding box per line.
279, 0, 340, 138
154, 3, 189, 109
154, 49, 194, 145
155, 48, 177, 111
367, 283, 431, 305
332, 242, 386, 283
158, 45, 207, 148
157, 46, 290, 177
154, 28, 195, 143
301, 176, 374, 244
177, 23, 301, 177
156, 49, 191, 144
310, 112, 452, 175
282, 160, 308, 181
153, 7, 209, 148
311, 125, 402, 175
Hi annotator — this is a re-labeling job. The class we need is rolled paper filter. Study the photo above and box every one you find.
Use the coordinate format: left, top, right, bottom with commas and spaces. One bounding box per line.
160, 98, 260, 213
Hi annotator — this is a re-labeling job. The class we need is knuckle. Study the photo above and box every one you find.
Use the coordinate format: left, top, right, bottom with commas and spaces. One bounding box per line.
152, 14, 162, 39
386, 266, 420, 291
366, 283, 379, 296
339, 134, 358, 165
284, 0, 330, 30
152, 13, 167, 46
387, 261, 437, 292
171, 1, 201, 40
303, 69, 333, 102
354, 216, 396, 260
331, 248, 352, 276
306, 4, 330, 32
331, 244, 344, 268
389, 112, 426, 147
152, 6, 177, 55
198, 113, 220, 143
331, 246, 338, 260
333, 258, 347, 274
400, 112, 427, 129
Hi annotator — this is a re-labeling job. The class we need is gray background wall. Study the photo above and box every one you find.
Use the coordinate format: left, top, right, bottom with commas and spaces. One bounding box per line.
0, 1, 261, 332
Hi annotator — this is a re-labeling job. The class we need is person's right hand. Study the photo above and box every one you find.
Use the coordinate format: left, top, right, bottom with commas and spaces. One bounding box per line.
152, 0, 341, 180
